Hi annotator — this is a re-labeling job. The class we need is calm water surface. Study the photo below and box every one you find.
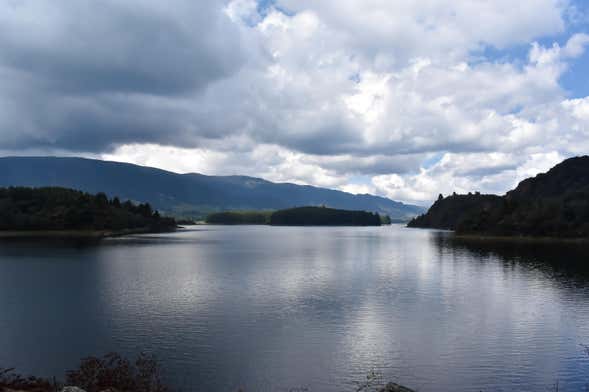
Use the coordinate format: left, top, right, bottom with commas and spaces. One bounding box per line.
1, 225, 588, 391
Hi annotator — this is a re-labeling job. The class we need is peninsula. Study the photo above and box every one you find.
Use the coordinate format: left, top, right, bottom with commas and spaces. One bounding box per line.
408, 156, 589, 239
0, 187, 176, 238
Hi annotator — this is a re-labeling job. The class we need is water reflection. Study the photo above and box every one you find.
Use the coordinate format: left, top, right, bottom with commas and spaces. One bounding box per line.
0, 226, 588, 391
431, 233, 589, 285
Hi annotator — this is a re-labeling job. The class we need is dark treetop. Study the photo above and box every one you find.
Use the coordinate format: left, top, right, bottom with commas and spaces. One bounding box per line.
269, 206, 382, 226
0, 187, 176, 232
206, 207, 390, 226
408, 156, 589, 238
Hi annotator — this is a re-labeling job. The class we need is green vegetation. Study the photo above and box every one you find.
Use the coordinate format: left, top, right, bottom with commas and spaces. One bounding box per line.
0, 187, 176, 234
205, 210, 272, 224
1, 354, 418, 392
269, 206, 382, 226
206, 206, 386, 226
1, 353, 167, 392
407, 193, 503, 230
408, 156, 589, 238
7, 346, 589, 391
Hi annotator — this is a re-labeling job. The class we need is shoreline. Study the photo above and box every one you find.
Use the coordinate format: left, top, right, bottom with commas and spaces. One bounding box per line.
0, 226, 178, 240
407, 225, 589, 244
452, 232, 589, 244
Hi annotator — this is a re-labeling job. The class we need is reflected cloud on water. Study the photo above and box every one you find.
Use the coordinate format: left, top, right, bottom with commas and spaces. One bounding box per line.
1, 226, 588, 391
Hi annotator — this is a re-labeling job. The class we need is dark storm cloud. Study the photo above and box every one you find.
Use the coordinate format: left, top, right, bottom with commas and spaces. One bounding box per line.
0, 0, 248, 152
273, 123, 364, 156
0, 85, 212, 152
0, 0, 417, 158
0, 1, 244, 95
317, 154, 426, 175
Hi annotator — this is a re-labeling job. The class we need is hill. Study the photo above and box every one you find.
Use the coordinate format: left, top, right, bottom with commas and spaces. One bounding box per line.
0, 157, 424, 220
407, 193, 503, 230
0, 187, 176, 234
408, 156, 589, 238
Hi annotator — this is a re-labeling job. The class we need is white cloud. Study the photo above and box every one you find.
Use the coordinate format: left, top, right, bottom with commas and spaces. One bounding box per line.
371, 152, 566, 205
276, 0, 566, 64
2, 0, 589, 205
102, 143, 349, 189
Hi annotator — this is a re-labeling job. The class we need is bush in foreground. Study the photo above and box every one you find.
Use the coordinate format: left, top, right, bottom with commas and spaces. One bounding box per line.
1, 352, 167, 392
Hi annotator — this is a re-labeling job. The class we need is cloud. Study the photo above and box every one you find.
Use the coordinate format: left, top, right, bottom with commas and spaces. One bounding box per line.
1, 0, 589, 204
0, 0, 244, 94
102, 143, 350, 188
276, 0, 566, 64
370, 152, 566, 205
0, 0, 245, 151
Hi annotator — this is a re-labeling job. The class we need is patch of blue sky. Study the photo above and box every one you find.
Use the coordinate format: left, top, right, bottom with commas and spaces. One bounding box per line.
256, 0, 589, 98
422, 153, 444, 170
472, 43, 530, 67
347, 175, 373, 186
256, 0, 294, 17
469, 0, 589, 98
560, 48, 589, 98
477, 35, 589, 98
348, 72, 361, 84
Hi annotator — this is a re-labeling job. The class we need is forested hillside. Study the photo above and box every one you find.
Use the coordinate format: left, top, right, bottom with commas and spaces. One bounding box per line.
408, 156, 589, 238
0, 187, 176, 232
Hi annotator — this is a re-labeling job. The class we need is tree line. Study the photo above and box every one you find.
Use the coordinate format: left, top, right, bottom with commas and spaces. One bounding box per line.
0, 187, 176, 232
206, 206, 387, 226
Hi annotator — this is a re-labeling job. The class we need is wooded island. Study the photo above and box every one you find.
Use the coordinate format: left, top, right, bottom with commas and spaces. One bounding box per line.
206, 206, 389, 226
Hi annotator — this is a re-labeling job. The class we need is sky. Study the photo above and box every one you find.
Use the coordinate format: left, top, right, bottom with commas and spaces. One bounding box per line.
1, 0, 589, 206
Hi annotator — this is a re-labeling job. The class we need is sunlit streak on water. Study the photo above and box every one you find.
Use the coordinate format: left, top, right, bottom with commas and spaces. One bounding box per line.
0, 225, 588, 391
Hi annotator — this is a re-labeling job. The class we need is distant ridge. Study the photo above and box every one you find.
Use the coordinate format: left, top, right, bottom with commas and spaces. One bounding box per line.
408, 156, 589, 238
0, 156, 424, 220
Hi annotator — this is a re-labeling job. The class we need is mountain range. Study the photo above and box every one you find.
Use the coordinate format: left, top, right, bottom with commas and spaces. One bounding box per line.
408, 156, 589, 238
0, 156, 424, 220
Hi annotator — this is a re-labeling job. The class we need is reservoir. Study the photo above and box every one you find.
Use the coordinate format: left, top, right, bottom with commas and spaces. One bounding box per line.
1, 225, 588, 391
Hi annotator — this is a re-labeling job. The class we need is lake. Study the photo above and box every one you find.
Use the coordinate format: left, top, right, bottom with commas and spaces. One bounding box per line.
1, 225, 588, 391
